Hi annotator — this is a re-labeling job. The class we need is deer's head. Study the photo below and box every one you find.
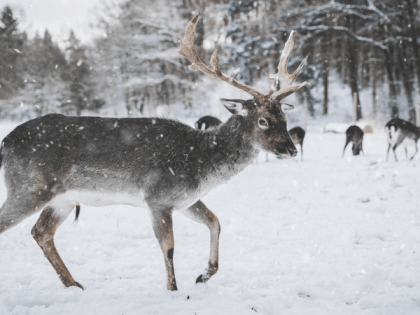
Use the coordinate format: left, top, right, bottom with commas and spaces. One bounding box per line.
178, 16, 309, 159
219, 98, 296, 158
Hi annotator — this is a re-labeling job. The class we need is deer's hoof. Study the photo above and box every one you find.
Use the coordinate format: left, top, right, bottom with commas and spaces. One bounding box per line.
196, 264, 218, 283
196, 274, 210, 283
68, 281, 84, 290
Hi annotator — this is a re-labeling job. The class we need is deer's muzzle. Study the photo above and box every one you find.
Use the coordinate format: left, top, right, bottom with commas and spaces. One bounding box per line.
275, 145, 297, 159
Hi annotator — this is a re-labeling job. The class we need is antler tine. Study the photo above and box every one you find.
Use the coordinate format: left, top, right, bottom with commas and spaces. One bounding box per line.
178, 16, 204, 71
210, 50, 222, 75
178, 15, 266, 104
270, 31, 310, 101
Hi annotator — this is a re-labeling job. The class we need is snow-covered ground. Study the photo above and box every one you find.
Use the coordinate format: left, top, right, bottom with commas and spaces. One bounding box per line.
1, 122, 420, 315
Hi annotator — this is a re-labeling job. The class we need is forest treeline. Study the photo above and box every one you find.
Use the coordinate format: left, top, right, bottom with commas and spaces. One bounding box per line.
1, 0, 420, 123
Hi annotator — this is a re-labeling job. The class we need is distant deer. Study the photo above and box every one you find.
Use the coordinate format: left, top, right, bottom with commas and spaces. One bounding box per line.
288, 126, 305, 160
342, 125, 364, 157
0, 16, 309, 291
195, 115, 222, 130
385, 118, 420, 161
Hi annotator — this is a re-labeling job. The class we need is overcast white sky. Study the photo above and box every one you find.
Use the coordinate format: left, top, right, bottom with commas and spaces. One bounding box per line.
5, 0, 108, 44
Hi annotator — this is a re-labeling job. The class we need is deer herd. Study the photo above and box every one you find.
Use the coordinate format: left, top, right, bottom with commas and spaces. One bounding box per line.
0, 15, 419, 293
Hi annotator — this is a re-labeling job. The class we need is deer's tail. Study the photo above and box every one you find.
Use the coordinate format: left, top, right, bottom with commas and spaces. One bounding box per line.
74, 204, 81, 222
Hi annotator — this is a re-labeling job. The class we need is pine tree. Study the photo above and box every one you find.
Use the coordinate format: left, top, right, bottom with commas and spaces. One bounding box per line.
65, 30, 96, 115
0, 6, 25, 99
20, 29, 68, 115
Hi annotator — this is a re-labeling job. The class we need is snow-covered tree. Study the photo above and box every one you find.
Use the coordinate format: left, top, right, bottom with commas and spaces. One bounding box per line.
94, 0, 198, 116
0, 6, 25, 100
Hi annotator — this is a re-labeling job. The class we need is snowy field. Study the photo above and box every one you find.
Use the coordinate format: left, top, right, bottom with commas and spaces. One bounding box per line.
0, 122, 420, 315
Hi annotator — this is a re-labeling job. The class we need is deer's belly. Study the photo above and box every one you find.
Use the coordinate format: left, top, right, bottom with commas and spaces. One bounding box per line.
58, 190, 148, 208
401, 136, 417, 148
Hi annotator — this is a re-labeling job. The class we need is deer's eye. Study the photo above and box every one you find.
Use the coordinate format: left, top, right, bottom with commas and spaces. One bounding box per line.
258, 118, 269, 130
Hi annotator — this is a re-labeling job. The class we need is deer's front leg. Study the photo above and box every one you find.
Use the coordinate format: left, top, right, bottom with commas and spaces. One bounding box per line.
149, 209, 177, 291
180, 200, 220, 284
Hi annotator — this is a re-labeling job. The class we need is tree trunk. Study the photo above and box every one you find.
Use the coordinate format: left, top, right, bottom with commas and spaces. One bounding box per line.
120, 54, 132, 116
384, 46, 399, 118
323, 59, 329, 115
347, 17, 362, 120
342, 35, 348, 84
397, 42, 415, 123
405, 0, 419, 124
371, 58, 377, 116
322, 33, 329, 115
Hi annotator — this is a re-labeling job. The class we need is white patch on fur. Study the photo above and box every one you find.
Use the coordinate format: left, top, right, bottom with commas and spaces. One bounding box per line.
55, 190, 148, 209
386, 126, 400, 145
47, 196, 75, 219
281, 103, 294, 114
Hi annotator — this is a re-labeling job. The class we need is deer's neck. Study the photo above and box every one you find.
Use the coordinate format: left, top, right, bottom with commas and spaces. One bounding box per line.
196, 115, 258, 181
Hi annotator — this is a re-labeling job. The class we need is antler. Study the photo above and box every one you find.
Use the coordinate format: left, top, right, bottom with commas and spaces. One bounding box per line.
178, 16, 309, 104
178, 16, 267, 104
270, 31, 310, 101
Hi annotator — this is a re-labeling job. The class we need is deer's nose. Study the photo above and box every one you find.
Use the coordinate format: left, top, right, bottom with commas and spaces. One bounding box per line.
287, 146, 298, 157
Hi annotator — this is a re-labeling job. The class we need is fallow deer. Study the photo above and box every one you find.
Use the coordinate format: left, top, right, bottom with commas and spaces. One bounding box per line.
342, 125, 364, 157
385, 118, 420, 161
195, 115, 222, 130
0, 16, 309, 291
288, 126, 305, 161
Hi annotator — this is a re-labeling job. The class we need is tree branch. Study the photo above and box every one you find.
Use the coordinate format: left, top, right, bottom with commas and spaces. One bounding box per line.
297, 25, 388, 50
366, 0, 391, 23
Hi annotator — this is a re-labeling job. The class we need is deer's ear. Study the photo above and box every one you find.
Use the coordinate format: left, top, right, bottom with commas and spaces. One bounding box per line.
219, 99, 249, 116
280, 103, 294, 114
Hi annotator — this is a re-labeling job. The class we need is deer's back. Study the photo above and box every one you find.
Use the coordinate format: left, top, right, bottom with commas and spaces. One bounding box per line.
288, 127, 305, 145
196, 116, 222, 130
3, 114, 197, 170
386, 118, 419, 137
200, 116, 222, 126
346, 125, 364, 141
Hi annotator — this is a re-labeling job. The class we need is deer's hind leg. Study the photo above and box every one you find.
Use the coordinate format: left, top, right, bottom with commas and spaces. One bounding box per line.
386, 144, 391, 161
300, 143, 304, 161
393, 144, 399, 161
31, 197, 83, 289
180, 200, 220, 284
0, 198, 31, 234
0, 192, 51, 235
410, 143, 418, 160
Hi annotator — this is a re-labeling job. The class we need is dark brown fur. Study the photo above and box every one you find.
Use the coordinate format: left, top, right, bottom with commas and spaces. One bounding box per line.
343, 125, 364, 157
288, 126, 305, 161
195, 116, 222, 130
